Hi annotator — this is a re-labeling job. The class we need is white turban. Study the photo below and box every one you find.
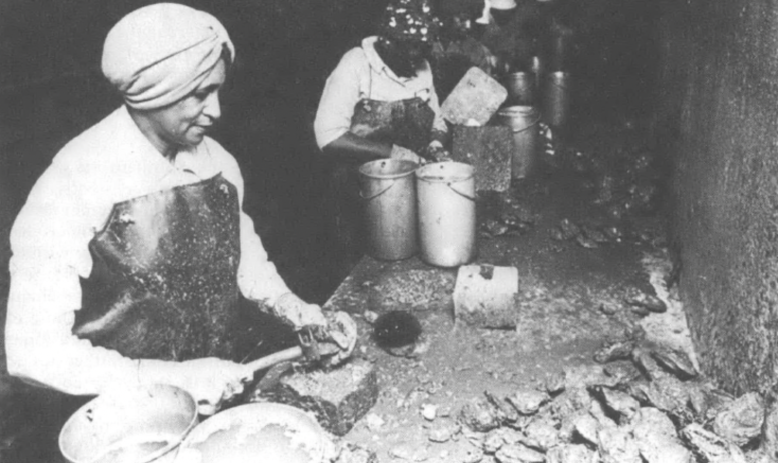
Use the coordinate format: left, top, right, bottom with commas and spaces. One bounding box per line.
101, 3, 235, 110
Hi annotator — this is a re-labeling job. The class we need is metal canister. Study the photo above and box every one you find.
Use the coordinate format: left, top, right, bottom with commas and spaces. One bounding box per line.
542, 71, 571, 128
415, 162, 477, 268
496, 105, 540, 179
502, 72, 535, 106
358, 159, 418, 261
547, 33, 573, 72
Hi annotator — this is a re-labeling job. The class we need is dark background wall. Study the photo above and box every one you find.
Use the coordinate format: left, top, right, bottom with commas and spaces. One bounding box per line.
658, 0, 778, 395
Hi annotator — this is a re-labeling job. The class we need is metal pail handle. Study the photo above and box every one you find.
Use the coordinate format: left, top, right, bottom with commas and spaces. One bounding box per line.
447, 183, 476, 201
360, 181, 395, 201
511, 116, 543, 134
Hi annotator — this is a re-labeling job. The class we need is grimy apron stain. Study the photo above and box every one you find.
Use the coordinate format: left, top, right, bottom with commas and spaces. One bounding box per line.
74, 174, 244, 362
350, 96, 435, 155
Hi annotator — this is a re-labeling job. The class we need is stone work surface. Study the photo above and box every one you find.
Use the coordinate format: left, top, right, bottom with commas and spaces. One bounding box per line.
251, 359, 379, 437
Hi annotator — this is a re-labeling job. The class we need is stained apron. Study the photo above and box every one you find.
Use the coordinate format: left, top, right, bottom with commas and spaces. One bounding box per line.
75, 174, 294, 363
17, 175, 293, 461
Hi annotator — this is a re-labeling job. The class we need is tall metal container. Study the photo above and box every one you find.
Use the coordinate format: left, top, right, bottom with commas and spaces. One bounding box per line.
496, 105, 540, 179
358, 159, 418, 261
502, 72, 535, 106
542, 71, 571, 128
415, 162, 476, 267
546, 33, 573, 72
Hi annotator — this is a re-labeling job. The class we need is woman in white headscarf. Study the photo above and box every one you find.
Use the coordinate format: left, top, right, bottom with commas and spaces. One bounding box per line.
6, 3, 356, 416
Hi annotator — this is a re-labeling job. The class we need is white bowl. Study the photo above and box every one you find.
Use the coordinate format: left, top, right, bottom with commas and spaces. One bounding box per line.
175, 403, 335, 463
59, 384, 199, 463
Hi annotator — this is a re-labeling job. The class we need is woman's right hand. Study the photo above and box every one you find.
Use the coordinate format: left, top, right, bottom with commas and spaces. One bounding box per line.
390, 144, 426, 165
174, 357, 253, 415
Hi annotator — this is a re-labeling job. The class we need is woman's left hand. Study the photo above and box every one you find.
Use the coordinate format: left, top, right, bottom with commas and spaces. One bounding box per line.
273, 293, 357, 365
391, 145, 427, 165
273, 293, 328, 329
424, 141, 452, 162
321, 311, 358, 366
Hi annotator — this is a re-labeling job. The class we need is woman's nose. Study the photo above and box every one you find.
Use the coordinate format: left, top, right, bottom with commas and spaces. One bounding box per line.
203, 92, 221, 121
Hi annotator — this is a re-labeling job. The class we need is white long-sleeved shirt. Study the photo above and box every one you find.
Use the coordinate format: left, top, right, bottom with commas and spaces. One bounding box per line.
314, 36, 448, 150
5, 106, 291, 396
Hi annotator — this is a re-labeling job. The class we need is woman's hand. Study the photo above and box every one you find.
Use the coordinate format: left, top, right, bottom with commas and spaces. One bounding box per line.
423, 141, 452, 162
321, 311, 358, 366
273, 294, 358, 365
273, 293, 328, 329
390, 144, 426, 165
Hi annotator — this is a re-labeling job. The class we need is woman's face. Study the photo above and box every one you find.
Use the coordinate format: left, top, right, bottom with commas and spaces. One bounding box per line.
448, 15, 471, 38
383, 39, 432, 77
147, 58, 227, 149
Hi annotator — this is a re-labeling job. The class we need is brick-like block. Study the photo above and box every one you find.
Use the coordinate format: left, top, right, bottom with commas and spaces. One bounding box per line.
251, 359, 378, 436
454, 265, 519, 328
452, 125, 514, 192
441, 67, 507, 126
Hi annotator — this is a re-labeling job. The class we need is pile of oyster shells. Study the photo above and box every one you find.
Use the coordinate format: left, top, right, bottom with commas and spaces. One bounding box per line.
455, 329, 773, 463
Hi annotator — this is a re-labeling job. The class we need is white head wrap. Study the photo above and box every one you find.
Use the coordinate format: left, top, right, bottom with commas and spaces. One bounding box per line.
101, 3, 235, 110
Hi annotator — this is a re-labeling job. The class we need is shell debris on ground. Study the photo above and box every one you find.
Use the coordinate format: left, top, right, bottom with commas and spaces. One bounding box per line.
368, 269, 455, 312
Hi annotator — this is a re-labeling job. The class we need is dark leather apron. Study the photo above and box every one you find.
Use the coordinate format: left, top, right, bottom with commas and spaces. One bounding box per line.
74, 174, 248, 362
15, 174, 295, 460
328, 96, 435, 256
350, 97, 435, 155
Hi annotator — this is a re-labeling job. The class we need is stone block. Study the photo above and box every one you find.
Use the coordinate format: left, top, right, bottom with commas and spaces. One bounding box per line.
453, 265, 519, 328
251, 359, 378, 436
451, 125, 513, 192
441, 67, 507, 126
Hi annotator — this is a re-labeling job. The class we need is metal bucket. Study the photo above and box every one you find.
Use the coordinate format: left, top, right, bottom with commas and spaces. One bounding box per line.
358, 159, 418, 261
502, 72, 535, 106
59, 384, 199, 463
496, 105, 540, 179
543, 71, 571, 128
415, 162, 476, 267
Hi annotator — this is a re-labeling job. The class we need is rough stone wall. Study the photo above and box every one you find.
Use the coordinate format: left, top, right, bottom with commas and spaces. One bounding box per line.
658, 0, 778, 395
